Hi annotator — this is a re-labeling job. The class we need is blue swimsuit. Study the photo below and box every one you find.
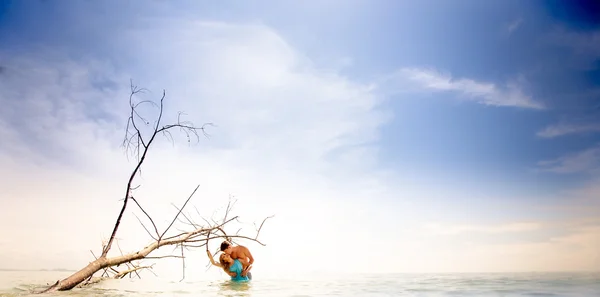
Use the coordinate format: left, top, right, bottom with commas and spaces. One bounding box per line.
229, 259, 251, 282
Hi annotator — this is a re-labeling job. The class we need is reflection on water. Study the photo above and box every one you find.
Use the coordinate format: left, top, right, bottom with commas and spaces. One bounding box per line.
0, 271, 255, 297
216, 280, 252, 297
0, 279, 253, 297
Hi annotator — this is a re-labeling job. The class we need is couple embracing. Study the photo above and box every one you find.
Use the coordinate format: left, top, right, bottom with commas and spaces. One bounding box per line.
207, 241, 254, 282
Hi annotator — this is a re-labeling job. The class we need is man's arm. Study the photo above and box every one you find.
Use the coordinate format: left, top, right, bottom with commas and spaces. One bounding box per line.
234, 246, 254, 269
237, 257, 250, 271
241, 246, 254, 273
241, 264, 252, 277
245, 246, 254, 265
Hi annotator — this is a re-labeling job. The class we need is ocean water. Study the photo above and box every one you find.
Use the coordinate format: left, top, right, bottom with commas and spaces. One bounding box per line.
1, 271, 599, 296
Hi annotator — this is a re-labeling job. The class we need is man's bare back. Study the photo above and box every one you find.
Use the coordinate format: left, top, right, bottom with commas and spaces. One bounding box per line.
220, 241, 254, 275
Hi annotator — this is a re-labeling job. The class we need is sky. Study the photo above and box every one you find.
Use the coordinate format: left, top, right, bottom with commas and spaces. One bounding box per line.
0, 0, 599, 280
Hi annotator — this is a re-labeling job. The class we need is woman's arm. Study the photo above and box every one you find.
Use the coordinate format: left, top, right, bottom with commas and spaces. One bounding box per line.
206, 250, 223, 268
207, 250, 237, 277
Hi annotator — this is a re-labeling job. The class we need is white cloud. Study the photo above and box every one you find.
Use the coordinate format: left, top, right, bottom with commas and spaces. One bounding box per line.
537, 122, 600, 138
0, 19, 412, 278
537, 145, 600, 174
385, 68, 545, 109
0, 52, 128, 170
107, 21, 393, 172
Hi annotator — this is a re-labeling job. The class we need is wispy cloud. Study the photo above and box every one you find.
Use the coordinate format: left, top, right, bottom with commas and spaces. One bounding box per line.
0, 19, 409, 275
425, 222, 541, 235
1, 1, 598, 275
421, 217, 600, 272
537, 145, 600, 174
469, 224, 600, 272
537, 122, 600, 138
555, 29, 600, 57
388, 68, 545, 109
548, 28, 600, 69
0, 54, 126, 168
560, 180, 600, 217
506, 18, 523, 35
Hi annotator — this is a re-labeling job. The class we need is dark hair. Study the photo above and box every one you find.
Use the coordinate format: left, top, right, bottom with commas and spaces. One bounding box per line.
220, 241, 231, 251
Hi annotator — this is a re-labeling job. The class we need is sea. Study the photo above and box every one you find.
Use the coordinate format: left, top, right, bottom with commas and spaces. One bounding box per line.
0, 271, 599, 296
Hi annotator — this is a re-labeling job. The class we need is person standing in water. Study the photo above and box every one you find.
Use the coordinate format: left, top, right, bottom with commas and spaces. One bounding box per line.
219, 241, 254, 276
206, 250, 252, 281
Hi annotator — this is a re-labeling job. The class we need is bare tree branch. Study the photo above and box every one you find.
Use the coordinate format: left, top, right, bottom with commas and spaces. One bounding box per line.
102, 81, 211, 258
159, 185, 200, 241
171, 203, 200, 229
89, 250, 110, 278
116, 241, 142, 279
180, 244, 186, 282
133, 213, 157, 241
113, 265, 154, 279
187, 234, 267, 246
39, 81, 270, 293
255, 215, 275, 240
130, 197, 159, 239
144, 255, 184, 260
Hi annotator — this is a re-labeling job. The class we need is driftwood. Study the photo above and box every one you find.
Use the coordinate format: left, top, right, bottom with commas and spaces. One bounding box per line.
38, 81, 271, 293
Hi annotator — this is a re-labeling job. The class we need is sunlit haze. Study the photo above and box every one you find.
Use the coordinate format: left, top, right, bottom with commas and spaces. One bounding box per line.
0, 0, 599, 280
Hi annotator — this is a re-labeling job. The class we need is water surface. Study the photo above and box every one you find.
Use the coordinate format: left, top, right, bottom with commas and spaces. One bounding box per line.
1, 271, 598, 296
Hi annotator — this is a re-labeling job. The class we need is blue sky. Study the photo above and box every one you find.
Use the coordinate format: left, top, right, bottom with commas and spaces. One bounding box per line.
0, 0, 599, 274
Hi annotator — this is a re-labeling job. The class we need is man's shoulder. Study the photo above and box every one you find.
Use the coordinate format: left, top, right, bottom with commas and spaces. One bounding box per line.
233, 245, 250, 252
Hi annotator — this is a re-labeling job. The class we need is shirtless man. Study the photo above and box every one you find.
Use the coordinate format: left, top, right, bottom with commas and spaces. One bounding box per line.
220, 241, 254, 276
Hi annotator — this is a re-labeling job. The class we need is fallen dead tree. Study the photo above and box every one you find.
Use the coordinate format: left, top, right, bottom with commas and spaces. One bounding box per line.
38, 81, 271, 293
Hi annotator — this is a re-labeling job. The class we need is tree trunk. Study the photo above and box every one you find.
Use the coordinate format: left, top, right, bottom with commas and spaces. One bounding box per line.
43, 234, 197, 292
42, 257, 107, 292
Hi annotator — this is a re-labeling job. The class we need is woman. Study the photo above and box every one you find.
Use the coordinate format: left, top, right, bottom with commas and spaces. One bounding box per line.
206, 250, 252, 282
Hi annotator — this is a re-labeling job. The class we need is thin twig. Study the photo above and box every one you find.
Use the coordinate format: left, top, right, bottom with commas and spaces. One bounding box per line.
180, 244, 186, 282
133, 213, 157, 241
171, 203, 200, 228
144, 255, 184, 259
255, 215, 275, 240
131, 197, 160, 239
159, 185, 200, 240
